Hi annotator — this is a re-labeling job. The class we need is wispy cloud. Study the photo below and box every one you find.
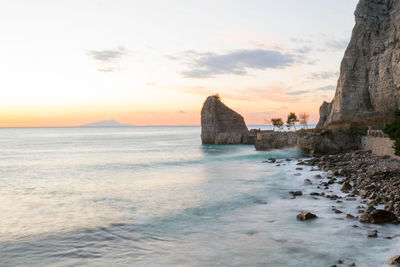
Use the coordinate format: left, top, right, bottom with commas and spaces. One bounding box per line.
173, 85, 302, 103
87, 46, 127, 72
171, 49, 296, 78
324, 39, 349, 52
317, 85, 336, 91
294, 46, 313, 54
309, 71, 339, 80
248, 111, 276, 115
176, 110, 186, 114
286, 90, 309, 95
88, 46, 127, 62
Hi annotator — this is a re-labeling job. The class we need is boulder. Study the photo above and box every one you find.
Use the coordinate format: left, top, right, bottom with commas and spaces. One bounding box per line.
388, 255, 400, 265
303, 179, 313, 186
367, 230, 378, 238
201, 96, 250, 144
341, 182, 352, 192
297, 210, 318, 221
359, 209, 398, 224
290, 191, 303, 197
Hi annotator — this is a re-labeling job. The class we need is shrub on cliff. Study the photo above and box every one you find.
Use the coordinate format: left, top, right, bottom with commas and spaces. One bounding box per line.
383, 109, 400, 156
286, 112, 298, 130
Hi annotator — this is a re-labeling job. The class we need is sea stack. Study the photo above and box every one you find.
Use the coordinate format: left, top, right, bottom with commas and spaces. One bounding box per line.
318, 0, 400, 127
201, 95, 250, 144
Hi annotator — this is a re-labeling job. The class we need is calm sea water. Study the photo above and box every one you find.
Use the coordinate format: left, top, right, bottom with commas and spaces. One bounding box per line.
0, 127, 399, 266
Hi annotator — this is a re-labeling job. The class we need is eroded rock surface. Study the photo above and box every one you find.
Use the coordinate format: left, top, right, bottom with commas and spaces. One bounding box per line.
254, 131, 297, 150
201, 96, 250, 144
318, 0, 400, 126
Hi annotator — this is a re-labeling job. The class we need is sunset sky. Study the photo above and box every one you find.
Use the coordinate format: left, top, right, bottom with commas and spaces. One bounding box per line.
0, 0, 359, 127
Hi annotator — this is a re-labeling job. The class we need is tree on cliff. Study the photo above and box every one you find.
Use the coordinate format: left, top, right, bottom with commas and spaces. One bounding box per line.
270, 118, 284, 131
286, 112, 298, 131
299, 112, 310, 129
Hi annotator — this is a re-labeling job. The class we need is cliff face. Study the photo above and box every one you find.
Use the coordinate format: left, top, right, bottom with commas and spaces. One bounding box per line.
254, 131, 297, 151
318, 0, 400, 127
201, 96, 250, 144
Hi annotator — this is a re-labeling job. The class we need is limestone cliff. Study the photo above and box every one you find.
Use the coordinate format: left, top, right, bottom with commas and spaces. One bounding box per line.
254, 131, 297, 151
201, 96, 250, 144
318, 0, 400, 127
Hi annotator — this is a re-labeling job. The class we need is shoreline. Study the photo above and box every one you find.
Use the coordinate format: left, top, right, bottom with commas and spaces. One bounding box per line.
303, 150, 400, 221
267, 149, 400, 265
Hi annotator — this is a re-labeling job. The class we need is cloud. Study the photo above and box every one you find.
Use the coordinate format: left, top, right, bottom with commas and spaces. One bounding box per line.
87, 46, 127, 72
249, 111, 276, 115
294, 46, 313, 54
317, 85, 336, 91
325, 39, 349, 51
290, 38, 313, 44
169, 84, 305, 103
309, 71, 339, 80
97, 67, 114, 72
172, 49, 296, 78
286, 90, 309, 95
87, 46, 127, 62
176, 110, 186, 114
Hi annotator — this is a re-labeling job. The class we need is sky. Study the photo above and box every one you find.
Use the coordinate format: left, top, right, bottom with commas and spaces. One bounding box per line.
0, 0, 359, 127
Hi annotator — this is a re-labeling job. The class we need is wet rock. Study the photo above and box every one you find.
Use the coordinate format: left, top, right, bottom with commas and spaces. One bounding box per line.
346, 214, 356, 220
267, 158, 276, 163
359, 189, 367, 198
303, 179, 313, 186
313, 174, 322, 179
296, 210, 317, 221
294, 173, 302, 176
341, 182, 352, 192
296, 167, 303, 170
367, 230, 378, 238
388, 255, 400, 265
290, 191, 303, 196
359, 210, 398, 224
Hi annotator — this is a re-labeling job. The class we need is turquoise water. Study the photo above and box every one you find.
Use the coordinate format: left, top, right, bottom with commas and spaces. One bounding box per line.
0, 127, 399, 266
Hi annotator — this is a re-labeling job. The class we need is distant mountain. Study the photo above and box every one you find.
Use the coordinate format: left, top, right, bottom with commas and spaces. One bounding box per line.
80, 120, 133, 127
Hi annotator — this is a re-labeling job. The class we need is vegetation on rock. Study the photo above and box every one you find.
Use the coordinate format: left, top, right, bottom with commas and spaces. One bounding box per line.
286, 112, 298, 130
383, 109, 400, 156
271, 118, 284, 131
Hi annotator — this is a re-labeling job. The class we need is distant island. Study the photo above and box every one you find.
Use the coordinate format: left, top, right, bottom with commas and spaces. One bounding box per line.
79, 120, 134, 127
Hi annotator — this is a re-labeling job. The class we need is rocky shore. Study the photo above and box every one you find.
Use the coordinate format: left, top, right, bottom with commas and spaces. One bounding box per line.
303, 150, 400, 222
267, 149, 400, 265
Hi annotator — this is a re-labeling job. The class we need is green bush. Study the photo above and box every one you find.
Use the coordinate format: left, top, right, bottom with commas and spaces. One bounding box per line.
383, 109, 400, 155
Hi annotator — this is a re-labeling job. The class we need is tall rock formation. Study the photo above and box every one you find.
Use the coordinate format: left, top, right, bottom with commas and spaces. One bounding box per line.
201, 96, 250, 144
318, 0, 400, 127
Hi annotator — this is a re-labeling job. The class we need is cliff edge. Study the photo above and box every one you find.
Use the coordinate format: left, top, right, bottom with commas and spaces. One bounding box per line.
318, 0, 400, 127
201, 96, 250, 144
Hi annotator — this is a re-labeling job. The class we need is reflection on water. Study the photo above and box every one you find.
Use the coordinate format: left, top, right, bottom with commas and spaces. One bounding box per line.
0, 127, 399, 266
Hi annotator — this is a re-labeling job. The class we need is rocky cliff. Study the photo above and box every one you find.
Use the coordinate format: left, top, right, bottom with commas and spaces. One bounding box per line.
254, 131, 297, 150
318, 0, 400, 127
201, 96, 250, 144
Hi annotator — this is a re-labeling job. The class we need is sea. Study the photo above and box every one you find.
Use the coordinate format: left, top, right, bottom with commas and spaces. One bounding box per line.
0, 126, 399, 266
